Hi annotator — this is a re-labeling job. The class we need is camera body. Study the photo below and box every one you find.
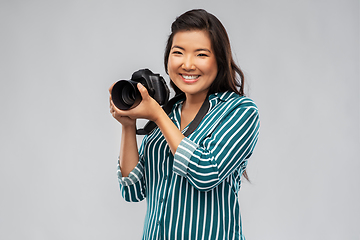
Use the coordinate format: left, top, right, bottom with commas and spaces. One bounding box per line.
111, 69, 170, 110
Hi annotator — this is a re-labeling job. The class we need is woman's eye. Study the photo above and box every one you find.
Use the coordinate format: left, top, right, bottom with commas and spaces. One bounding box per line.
197, 53, 208, 57
172, 51, 182, 55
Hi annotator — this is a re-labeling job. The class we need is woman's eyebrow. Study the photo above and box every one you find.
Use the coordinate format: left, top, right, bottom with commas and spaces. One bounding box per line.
172, 45, 211, 53
195, 48, 211, 53
171, 45, 185, 50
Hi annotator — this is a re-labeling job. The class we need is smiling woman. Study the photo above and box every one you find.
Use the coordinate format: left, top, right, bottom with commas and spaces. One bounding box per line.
109, 9, 260, 240
168, 30, 218, 103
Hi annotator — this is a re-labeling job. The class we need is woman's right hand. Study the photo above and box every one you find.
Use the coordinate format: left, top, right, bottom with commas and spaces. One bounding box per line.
109, 84, 136, 127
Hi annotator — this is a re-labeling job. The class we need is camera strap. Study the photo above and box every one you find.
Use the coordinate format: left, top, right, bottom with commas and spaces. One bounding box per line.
136, 93, 210, 137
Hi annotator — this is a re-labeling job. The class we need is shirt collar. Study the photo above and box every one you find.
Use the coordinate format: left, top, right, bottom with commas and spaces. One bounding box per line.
171, 91, 237, 110
209, 91, 237, 102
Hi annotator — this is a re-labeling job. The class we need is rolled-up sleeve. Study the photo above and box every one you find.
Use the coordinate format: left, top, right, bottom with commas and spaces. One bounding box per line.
173, 102, 260, 192
117, 137, 147, 202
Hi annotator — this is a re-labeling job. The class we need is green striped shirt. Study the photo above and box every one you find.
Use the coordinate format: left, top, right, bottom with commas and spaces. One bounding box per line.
117, 91, 260, 240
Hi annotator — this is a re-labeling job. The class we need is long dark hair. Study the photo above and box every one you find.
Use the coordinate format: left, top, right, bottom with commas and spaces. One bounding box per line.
164, 9, 245, 97
164, 9, 250, 181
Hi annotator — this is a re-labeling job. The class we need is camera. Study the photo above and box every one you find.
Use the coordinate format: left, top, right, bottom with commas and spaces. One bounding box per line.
111, 69, 170, 110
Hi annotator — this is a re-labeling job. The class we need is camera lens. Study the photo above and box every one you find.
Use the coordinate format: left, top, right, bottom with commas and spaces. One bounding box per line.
111, 80, 142, 110
121, 84, 136, 105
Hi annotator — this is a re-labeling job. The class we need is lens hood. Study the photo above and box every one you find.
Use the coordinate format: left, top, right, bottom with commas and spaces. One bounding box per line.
111, 80, 142, 110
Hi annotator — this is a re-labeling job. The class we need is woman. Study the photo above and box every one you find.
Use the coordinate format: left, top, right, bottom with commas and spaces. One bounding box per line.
109, 9, 260, 240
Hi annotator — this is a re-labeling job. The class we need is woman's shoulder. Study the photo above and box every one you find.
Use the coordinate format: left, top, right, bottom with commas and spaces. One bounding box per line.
212, 91, 258, 110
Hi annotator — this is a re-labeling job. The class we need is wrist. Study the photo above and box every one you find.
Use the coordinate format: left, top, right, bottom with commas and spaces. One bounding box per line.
153, 107, 167, 126
122, 123, 136, 131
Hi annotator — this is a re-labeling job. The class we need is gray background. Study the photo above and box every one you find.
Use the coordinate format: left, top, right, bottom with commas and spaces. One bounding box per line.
0, 0, 359, 239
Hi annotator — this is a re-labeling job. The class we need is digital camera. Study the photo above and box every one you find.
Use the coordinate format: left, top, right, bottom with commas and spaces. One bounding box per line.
111, 69, 170, 110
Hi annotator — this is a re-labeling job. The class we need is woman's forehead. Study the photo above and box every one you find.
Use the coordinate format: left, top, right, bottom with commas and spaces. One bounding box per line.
172, 30, 212, 50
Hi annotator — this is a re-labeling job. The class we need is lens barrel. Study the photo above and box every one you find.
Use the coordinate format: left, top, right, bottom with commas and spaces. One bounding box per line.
111, 80, 142, 110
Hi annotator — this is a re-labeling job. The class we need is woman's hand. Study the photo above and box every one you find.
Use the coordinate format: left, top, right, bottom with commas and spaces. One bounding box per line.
109, 83, 162, 125
109, 83, 136, 127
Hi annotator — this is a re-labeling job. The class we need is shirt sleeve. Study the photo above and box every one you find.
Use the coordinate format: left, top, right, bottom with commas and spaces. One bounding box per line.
173, 99, 260, 192
117, 136, 147, 202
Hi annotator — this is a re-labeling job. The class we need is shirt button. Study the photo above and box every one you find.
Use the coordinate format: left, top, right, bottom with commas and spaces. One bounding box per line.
160, 198, 164, 203
164, 175, 168, 180
157, 221, 160, 225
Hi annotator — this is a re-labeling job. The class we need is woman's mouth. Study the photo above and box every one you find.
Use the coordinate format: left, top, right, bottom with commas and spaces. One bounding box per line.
180, 74, 200, 83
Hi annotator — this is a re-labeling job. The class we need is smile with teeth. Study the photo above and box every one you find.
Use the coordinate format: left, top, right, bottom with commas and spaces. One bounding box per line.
181, 74, 200, 80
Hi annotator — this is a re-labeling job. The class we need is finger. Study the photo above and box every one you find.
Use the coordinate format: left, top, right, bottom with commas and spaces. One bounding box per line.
137, 83, 150, 100
110, 104, 115, 114
109, 100, 118, 114
110, 99, 122, 112
109, 82, 116, 94
109, 96, 116, 110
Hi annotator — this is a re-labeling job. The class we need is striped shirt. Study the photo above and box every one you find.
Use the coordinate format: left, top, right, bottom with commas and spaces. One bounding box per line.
117, 91, 260, 240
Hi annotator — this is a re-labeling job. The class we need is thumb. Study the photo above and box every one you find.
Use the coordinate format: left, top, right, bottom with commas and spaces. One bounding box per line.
137, 83, 150, 100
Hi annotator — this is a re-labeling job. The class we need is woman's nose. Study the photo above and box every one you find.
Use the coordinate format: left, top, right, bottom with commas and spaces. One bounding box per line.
181, 56, 196, 71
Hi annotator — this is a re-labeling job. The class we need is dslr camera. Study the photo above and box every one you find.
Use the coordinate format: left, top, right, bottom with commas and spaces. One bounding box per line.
111, 69, 170, 110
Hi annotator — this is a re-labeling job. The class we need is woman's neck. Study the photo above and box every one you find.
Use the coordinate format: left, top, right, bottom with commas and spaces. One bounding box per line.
183, 92, 207, 109
180, 92, 208, 131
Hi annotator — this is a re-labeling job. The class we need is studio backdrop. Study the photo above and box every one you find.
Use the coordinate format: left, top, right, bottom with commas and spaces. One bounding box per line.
0, 0, 359, 239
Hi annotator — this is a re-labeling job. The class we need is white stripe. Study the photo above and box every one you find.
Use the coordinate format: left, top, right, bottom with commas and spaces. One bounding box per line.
167, 176, 177, 240
181, 181, 188, 239
215, 186, 221, 239
187, 168, 218, 177
201, 192, 207, 240
188, 187, 194, 238
174, 178, 183, 240
209, 190, 214, 239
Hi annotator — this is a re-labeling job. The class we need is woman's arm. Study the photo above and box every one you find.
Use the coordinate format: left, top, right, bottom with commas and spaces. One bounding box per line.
110, 83, 186, 177
118, 124, 139, 177
112, 83, 185, 154
173, 99, 260, 191
153, 107, 185, 155
109, 85, 139, 177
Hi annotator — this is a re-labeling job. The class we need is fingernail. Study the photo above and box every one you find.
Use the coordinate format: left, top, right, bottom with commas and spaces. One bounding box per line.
138, 83, 144, 89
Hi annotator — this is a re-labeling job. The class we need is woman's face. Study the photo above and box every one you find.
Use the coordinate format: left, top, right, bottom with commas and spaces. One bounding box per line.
167, 30, 218, 99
